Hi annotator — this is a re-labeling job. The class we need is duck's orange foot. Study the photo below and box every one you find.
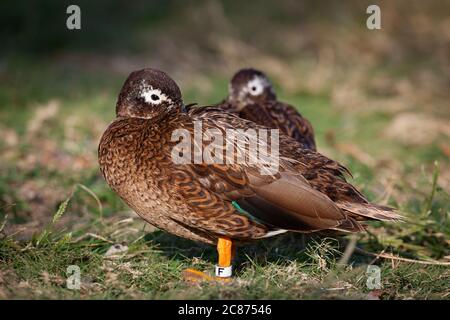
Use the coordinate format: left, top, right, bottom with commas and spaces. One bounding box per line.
182, 268, 232, 283
183, 268, 214, 282
183, 238, 234, 284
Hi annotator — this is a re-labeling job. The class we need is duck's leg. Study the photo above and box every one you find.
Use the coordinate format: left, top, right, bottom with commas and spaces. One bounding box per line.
182, 237, 234, 283
215, 237, 234, 279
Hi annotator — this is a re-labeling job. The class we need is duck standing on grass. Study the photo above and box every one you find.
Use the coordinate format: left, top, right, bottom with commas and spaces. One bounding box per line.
98, 68, 401, 282
218, 68, 317, 150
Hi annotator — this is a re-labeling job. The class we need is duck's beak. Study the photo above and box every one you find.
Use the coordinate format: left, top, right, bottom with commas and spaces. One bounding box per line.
183, 102, 198, 111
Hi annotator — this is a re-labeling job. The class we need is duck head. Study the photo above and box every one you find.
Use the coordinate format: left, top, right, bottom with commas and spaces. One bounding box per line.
116, 68, 184, 119
227, 68, 276, 110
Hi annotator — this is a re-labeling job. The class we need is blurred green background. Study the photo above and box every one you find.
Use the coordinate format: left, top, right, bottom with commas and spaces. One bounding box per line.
0, 0, 449, 299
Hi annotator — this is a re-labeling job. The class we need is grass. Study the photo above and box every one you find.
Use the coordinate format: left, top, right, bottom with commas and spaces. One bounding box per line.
1, 1, 449, 300
1, 220, 448, 299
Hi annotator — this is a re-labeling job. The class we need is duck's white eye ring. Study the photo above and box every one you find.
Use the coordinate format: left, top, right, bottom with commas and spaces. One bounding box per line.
247, 78, 264, 96
141, 87, 170, 105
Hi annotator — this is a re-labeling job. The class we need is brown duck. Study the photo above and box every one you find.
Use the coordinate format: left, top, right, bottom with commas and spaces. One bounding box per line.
98, 68, 400, 281
219, 68, 317, 150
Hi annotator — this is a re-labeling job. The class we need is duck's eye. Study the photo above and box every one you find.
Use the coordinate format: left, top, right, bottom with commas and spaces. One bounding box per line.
141, 88, 170, 105
247, 79, 264, 96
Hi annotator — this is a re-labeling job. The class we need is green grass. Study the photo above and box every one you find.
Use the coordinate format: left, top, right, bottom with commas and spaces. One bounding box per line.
1, 220, 448, 299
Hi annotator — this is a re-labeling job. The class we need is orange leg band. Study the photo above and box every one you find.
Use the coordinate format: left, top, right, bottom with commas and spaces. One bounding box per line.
217, 237, 234, 267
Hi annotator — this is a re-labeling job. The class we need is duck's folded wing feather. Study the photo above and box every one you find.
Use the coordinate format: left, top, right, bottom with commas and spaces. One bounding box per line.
241, 101, 317, 151
168, 140, 357, 235
178, 107, 396, 234
237, 171, 348, 232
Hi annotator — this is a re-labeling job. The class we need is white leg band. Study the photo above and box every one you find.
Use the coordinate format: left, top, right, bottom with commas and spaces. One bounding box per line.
215, 265, 232, 277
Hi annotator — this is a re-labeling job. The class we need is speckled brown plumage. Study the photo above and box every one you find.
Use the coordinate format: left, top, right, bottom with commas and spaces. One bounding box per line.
98, 68, 401, 247
218, 68, 316, 150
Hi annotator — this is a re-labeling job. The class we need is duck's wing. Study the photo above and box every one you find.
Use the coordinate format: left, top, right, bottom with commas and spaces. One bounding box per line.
165, 108, 364, 238
240, 101, 317, 150
188, 106, 402, 224
171, 161, 360, 237
190, 106, 357, 198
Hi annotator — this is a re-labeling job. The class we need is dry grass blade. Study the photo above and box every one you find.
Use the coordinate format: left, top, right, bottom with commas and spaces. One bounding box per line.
338, 235, 358, 266
424, 161, 439, 216
72, 232, 114, 244
355, 248, 450, 266
76, 183, 103, 220
0, 214, 8, 233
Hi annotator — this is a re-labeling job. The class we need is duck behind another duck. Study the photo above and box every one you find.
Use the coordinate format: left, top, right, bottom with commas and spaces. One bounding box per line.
217, 68, 317, 150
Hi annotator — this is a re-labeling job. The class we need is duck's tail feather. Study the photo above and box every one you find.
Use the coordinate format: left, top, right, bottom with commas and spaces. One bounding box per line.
337, 201, 403, 222
330, 216, 367, 233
